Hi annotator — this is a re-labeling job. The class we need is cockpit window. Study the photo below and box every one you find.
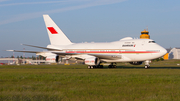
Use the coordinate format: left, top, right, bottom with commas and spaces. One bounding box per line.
149, 41, 156, 43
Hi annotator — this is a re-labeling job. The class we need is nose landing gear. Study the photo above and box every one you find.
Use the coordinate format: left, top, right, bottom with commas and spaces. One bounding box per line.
145, 60, 151, 69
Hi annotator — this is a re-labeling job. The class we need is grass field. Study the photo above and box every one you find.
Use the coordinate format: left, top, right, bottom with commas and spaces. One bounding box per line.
0, 60, 180, 101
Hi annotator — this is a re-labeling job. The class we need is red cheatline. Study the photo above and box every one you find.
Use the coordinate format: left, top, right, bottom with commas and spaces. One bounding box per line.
66, 51, 159, 54
47, 27, 58, 34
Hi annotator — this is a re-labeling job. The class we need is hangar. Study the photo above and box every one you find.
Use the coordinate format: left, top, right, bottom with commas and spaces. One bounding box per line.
0, 58, 46, 65
169, 48, 180, 59
164, 48, 180, 59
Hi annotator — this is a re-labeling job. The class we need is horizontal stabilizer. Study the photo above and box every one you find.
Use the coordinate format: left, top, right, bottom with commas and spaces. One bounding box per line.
7, 50, 56, 57
6, 50, 41, 53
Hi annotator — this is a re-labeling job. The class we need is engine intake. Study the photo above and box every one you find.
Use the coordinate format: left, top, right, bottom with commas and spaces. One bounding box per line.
56, 55, 59, 63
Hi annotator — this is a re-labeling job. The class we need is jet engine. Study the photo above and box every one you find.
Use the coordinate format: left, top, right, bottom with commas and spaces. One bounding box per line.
85, 57, 100, 66
129, 61, 143, 65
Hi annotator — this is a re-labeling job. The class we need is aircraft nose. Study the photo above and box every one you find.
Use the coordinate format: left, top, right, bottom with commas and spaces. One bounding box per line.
160, 47, 167, 56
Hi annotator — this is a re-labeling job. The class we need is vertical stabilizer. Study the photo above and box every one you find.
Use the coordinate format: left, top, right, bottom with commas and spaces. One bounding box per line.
43, 15, 72, 45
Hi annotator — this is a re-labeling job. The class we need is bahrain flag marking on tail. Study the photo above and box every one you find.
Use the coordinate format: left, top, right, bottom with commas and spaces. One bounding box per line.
47, 27, 58, 34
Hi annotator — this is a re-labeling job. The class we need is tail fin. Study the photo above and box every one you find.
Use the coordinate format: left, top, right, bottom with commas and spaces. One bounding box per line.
43, 15, 72, 45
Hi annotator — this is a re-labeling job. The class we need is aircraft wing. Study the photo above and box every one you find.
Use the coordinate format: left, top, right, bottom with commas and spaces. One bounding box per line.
88, 54, 122, 60
7, 50, 81, 56
52, 52, 81, 55
8, 50, 122, 60
52, 52, 122, 60
22, 44, 62, 51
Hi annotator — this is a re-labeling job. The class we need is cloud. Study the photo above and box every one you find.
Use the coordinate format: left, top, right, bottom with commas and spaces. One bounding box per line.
0, 0, 127, 25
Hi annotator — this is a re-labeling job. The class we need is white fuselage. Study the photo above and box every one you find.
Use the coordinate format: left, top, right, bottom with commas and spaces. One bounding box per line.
47, 38, 167, 63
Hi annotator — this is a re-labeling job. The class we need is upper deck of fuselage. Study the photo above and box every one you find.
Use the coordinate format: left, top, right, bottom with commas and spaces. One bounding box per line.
47, 37, 158, 50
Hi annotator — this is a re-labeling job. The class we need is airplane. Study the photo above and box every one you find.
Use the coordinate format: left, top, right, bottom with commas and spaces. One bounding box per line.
7, 15, 167, 69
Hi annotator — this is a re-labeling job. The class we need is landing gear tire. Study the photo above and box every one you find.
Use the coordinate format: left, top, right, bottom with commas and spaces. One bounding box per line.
100, 65, 104, 68
145, 65, 150, 69
108, 65, 116, 68
113, 65, 117, 68
97, 65, 103, 68
88, 65, 103, 69
88, 65, 94, 69
108, 63, 117, 68
144, 60, 151, 69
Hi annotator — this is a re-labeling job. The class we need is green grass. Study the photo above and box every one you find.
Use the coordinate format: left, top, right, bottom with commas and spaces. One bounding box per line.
0, 61, 180, 101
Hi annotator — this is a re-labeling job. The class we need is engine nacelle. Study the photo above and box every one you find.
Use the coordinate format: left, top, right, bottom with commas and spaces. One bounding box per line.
129, 61, 143, 65
85, 57, 100, 66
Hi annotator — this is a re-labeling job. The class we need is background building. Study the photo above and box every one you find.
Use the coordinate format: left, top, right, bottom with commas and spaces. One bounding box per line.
163, 49, 171, 60
168, 48, 180, 59
163, 48, 180, 60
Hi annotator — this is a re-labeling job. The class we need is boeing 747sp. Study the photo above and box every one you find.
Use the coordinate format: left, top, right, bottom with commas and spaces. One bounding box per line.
7, 15, 167, 69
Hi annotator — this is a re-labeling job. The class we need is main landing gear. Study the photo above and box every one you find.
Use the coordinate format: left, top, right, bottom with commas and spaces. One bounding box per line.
144, 60, 150, 69
108, 63, 117, 68
88, 65, 103, 69
88, 63, 117, 69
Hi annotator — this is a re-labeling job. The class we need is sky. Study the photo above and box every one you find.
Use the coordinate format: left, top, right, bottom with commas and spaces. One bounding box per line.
0, 0, 180, 57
